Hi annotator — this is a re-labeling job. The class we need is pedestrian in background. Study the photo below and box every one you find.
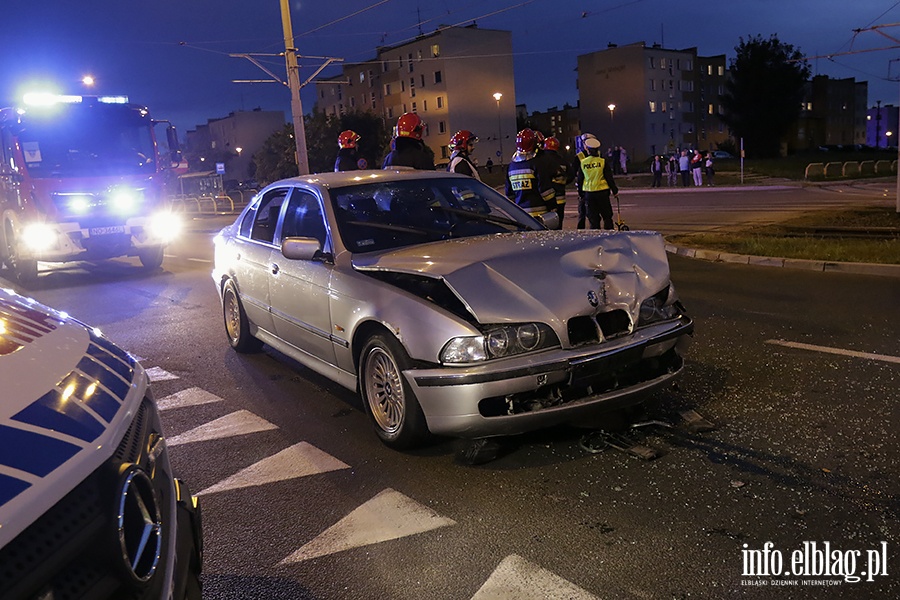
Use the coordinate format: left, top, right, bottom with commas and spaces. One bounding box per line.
619, 146, 628, 175
650, 155, 662, 188
678, 150, 691, 187
666, 154, 678, 187
486, 157, 494, 173
705, 152, 715, 186
691, 150, 704, 186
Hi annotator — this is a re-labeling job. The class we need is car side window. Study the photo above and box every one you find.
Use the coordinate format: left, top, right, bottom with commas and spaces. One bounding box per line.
280, 189, 327, 249
248, 187, 290, 244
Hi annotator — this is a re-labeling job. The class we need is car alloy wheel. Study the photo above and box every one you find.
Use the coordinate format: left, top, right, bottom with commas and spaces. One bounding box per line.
222, 280, 262, 353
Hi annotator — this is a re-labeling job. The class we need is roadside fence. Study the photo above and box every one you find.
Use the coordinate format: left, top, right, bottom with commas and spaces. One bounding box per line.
168, 189, 257, 215
805, 159, 897, 180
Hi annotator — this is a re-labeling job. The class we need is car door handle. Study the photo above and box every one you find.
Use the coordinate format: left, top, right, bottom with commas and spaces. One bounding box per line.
271, 263, 280, 275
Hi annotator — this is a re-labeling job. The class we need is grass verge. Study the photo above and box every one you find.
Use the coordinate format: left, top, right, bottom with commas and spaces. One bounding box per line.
667, 207, 900, 264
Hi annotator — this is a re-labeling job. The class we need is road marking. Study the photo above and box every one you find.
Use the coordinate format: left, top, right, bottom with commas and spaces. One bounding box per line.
145, 366, 179, 381
167, 410, 278, 446
279, 488, 456, 564
158, 387, 224, 411
472, 554, 600, 600
198, 442, 349, 495
187, 257, 213, 263
766, 339, 900, 365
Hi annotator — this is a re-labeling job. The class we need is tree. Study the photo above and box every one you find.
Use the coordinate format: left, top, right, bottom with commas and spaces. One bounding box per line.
251, 124, 299, 186
719, 35, 811, 158
304, 109, 391, 172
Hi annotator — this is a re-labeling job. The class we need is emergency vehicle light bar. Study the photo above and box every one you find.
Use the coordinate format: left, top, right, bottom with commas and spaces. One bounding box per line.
22, 93, 129, 107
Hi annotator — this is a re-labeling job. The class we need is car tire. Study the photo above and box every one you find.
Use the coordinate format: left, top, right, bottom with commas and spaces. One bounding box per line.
139, 245, 164, 270
359, 333, 430, 450
4, 224, 38, 284
222, 279, 262, 353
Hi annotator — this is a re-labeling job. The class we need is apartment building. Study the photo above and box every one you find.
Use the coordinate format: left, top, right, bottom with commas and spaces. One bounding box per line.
577, 42, 730, 161
316, 25, 516, 166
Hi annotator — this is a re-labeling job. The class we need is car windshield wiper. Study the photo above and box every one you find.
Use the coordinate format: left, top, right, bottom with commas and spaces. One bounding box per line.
433, 206, 531, 230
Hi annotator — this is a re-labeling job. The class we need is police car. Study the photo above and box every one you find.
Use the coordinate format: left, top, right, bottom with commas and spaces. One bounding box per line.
0, 288, 202, 599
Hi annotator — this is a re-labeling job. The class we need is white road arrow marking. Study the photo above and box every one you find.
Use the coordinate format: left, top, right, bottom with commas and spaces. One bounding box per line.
167, 410, 277, 446
157, 387, 224, 411
198, 442, 350, 495
472, 554, 600, 600
279, 488, 456, 564
145, 366, 179, 381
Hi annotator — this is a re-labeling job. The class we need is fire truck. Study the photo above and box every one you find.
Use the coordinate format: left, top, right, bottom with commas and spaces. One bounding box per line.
0, 93, 183, 283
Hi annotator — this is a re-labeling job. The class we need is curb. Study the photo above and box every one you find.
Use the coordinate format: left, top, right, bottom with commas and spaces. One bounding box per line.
664, 244, 900, 278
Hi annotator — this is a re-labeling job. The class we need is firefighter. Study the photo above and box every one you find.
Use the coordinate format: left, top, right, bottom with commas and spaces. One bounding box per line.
447, 130, 481, 180
334, 130, 367, 172
575, 135, 618, 230
505, 128, 556, 223
542, 136, 574, 225
382, 112, 435, 170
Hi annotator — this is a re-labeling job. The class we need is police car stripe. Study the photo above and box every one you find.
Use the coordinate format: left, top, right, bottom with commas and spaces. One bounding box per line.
75, 356, 130, 401
86, 342, 134, 382
0, 424, 81, 476
12, 389, 106, 443
0, 473, 31, 506
57, 371, 122, 423
90, 332, 137, 367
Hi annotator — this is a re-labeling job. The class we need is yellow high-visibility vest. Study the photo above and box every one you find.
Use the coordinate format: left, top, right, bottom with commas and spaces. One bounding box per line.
580, 155, 610, 192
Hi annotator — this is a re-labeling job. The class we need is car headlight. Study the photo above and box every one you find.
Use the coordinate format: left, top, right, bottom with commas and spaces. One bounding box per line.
111, 189, 139, 214
21, 222, 57, 251
148, 212, 182, 243
637, 285, 682, 326
441, 323, 559, 364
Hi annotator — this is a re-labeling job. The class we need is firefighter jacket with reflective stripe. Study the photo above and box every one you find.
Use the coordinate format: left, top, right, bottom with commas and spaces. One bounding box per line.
505, 152, 556, 215
448, 152, 481, 181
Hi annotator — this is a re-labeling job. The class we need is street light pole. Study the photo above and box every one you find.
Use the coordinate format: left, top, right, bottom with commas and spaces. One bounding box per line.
280, 0, 309, 175
493, 92, 503, 165
607, 103, 616, 145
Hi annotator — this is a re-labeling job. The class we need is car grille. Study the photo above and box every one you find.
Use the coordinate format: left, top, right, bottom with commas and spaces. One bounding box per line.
0, 399, 176, 600
566, 309, 632, 347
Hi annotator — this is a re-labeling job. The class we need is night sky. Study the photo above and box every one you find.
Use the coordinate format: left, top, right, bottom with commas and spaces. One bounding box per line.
2, 0, 898, 135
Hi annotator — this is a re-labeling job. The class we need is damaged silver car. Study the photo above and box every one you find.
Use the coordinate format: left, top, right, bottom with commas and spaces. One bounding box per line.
212, 170, 693, 449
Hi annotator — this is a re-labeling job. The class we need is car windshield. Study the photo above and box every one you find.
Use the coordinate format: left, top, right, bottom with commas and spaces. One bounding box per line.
16, 105, 157, 178
330, 177, 543, 253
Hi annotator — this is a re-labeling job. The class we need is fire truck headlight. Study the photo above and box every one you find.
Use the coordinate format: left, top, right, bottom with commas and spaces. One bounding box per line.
149, 212, 182, 243
68, 196, 92, 214
111, 190, 139, 214
21, 223, 57, 251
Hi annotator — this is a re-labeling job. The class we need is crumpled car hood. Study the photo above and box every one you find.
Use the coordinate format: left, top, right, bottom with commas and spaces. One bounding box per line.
351, 230, 671, 325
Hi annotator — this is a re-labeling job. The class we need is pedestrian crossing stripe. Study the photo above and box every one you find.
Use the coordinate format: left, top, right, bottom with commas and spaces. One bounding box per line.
472, 555, 600, 600
145, 366, 179, 381
198, 442, 349, 495
167, 410, 278, 446
279, 488, 456, 564
157, 387, 224, 411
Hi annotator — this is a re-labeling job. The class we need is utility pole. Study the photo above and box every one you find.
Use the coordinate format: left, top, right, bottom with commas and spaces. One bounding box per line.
280, 0, 308, 174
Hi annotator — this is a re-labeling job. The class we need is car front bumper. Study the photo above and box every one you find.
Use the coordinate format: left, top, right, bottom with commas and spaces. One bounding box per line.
404, 316, 693, 438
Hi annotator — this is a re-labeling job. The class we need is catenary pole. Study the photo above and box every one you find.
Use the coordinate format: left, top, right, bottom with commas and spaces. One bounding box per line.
280, 0, 309, 175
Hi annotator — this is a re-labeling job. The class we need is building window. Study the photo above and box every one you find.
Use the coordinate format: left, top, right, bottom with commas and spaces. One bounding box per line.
437, 96, 443, 109
431, 44, 440, 57
649, 57, 656, 69
718, 65, 724, 76
412, 102, 417, 112
439, 121, 446, 133
650, 79, 656, 91
410, 87, 416, 98
350, 97, 355, 108
441, 145, 448, 158
417, 50, 422, 61
401, 80, 405, 92
649, 101, 657, 113
685, 60, 692, 70
661, 101, 667, 112
423, 99, 428, 111
434, 71, 442, 84
359, 71, 365, 83
368, 70, 374, 86
384, 83, 392, 95
408, 53, 414, 72
708, 104, 714, 115
660, 57, 666, 69
398, 55, 403, 69
403, 103, 407, 113
421, 74, 425, 87
388, 107, 393, 118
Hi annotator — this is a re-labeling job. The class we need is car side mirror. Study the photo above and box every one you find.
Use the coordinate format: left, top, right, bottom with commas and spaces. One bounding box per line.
282, 237, 324, 261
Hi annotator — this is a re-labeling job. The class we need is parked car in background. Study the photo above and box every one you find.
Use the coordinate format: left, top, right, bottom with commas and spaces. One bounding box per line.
711, 150, 735, 159
212, 170, 693, 449
0, 288, 202, 599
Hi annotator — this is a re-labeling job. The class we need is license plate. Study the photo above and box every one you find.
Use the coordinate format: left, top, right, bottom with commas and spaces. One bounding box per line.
89, 226, 126, 236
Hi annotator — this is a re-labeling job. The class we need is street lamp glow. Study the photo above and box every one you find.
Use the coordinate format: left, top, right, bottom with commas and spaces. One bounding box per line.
82, 75, 95, 87
235, 147, 243, 155
493, 92, 503, 164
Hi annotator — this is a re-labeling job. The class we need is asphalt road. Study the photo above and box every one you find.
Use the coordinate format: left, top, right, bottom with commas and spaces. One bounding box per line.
3, 184, 898, 599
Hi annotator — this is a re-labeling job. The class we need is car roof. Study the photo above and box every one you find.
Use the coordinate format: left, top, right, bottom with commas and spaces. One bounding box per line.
265, 169, 471, 191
